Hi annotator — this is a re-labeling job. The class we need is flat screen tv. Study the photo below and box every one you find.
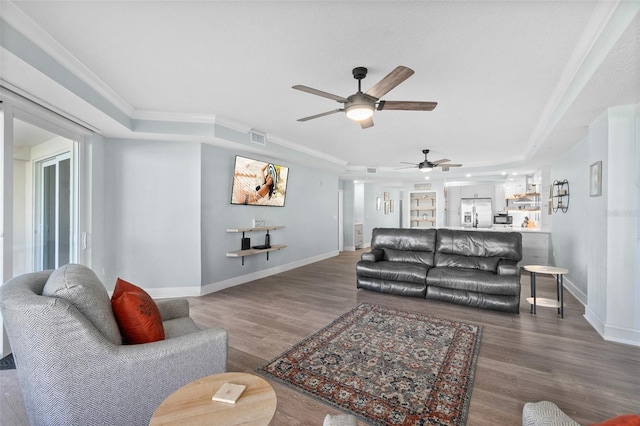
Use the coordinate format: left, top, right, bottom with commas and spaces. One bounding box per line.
230, 155, 289, 207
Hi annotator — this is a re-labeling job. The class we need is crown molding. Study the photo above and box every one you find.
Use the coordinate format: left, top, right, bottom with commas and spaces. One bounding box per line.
525, 0, 632, 159
1, 0, 135, 117
266, 134, 348, 167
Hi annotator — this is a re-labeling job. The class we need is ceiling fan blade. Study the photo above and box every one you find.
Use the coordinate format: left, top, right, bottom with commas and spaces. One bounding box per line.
395, 165, 418, 170
400, 161, 418, 165
439, 163, 462, 171
431, 158, 451, 165
359, 117, 374, 129
297, 109, 343, 122
292, 85, 348, 103
378, 101, 437, 111
365, 66, 414, 100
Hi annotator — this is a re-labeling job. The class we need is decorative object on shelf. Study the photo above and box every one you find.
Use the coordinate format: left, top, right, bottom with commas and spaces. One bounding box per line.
376, 197, 381, 210
253, 219, 265, 228
384, 192, 389, 201
590, 161, 602, 197
241, 237, 250, 250
552, 180, 570, 213
384, 201, 389, 214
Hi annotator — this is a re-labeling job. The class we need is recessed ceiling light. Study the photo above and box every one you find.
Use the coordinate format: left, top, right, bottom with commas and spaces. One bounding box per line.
512, 172, 518, 175
501, 172, 507, 175
466, 174, 471, 178
424, 176, 430, 180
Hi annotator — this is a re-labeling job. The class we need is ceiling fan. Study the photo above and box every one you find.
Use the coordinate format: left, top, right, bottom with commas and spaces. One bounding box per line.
293, 66, 437, 129
399, 149, 462, 172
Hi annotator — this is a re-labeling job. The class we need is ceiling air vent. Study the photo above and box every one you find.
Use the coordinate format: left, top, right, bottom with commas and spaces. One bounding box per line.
366, 167, 377, 174
249, 131, 266, 145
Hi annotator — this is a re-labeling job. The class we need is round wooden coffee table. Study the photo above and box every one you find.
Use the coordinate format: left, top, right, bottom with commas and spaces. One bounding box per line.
150, 372, 277, 425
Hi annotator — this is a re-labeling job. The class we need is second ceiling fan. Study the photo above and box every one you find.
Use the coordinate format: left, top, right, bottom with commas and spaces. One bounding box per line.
293, 66, 437, 129
399, 149, 462, 172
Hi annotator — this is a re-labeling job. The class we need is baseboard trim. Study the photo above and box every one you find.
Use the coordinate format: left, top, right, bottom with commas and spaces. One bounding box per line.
563, 276, 587, 306
584, 306, 640, 347
200, 250, 340, 295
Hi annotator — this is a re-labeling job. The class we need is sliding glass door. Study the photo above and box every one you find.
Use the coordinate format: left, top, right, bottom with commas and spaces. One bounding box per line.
36, 152, 72, 270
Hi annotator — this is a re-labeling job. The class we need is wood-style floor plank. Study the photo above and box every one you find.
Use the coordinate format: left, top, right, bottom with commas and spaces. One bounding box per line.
1, 250, 639, 425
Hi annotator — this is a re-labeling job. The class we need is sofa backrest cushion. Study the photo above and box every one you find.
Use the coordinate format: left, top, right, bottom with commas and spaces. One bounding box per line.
434, 252, 501, 271
371, 228, 437, 266
42, 263, 122, 345
435, 229, 522, 262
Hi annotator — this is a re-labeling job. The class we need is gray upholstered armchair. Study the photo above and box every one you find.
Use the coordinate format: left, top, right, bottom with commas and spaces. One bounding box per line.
0, 264, 228, 426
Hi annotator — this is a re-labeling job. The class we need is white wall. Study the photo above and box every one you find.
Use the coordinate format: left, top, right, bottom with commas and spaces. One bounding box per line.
549, 137, 590, 301
551, 105, 639, 346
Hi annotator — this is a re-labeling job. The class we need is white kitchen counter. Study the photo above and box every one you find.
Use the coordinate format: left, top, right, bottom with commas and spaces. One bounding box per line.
439, 226, 550, 234
437, 226, 550, 265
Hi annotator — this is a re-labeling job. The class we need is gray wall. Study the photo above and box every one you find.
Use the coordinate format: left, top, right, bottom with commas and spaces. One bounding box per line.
104, 139, 202, 291
201, 143, 339, 290
101, 138, 339, 294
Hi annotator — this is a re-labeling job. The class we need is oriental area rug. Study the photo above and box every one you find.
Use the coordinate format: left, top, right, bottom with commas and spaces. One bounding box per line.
258, 303, 482, 426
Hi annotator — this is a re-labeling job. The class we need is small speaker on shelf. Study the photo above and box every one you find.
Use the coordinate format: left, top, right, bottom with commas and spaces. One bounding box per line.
241, 237, 250, 250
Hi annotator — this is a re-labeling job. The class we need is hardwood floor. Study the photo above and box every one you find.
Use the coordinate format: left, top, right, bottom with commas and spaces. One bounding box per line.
2, 250, 639, 425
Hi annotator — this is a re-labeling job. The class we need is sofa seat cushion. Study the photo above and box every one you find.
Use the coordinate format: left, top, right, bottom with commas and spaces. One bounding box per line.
356, 260, 429, 285
42, 264, 122, 345
427, 267, 520, 296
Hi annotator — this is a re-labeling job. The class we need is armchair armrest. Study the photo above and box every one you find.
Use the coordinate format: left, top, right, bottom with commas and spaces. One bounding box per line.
155, 298, 189, 321
497, 259, 520, 275
361, 248, 384, 262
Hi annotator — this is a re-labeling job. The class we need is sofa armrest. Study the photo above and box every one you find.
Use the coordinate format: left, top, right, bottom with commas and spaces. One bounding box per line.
155, 298, 190, 321
361, 248, 384, 262
497, 259, 519, 276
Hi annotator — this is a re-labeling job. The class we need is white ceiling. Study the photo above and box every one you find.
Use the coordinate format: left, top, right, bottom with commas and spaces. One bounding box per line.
2, 1, 639, 182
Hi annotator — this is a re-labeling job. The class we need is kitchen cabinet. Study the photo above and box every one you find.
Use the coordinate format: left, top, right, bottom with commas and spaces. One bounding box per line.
409, 191, 437, 228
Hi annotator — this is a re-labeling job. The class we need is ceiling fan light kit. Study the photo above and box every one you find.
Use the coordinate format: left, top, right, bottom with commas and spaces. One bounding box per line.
293, 65, 437, 129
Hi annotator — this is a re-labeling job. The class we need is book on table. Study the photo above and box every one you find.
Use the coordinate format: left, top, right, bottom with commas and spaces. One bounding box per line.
212, 382, 246, 404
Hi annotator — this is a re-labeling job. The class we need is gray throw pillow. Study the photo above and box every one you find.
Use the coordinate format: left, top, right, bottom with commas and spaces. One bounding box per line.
43, 264, 122, 345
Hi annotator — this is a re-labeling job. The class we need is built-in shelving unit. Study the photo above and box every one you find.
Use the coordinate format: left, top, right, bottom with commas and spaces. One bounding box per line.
552, 180, 570, 213
354, 223, 363, 249
226, 226, 285, 265
409, 191, 436, 228
506, 193, 540, 212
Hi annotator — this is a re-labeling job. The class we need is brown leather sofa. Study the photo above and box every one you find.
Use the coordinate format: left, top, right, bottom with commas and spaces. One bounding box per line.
356, 228, 523, 313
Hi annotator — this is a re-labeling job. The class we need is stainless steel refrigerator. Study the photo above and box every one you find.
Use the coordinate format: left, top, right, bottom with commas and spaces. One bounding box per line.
460, 198, 492, 228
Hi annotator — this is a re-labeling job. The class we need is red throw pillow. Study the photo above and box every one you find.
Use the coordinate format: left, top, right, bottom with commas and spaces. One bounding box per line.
111, 278, 165, 344
592, 414, 640, 426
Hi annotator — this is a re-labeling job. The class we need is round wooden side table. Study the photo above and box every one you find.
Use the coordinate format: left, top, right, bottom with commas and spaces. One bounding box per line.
523, 265, 569, 318
150, 372, 277, 425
